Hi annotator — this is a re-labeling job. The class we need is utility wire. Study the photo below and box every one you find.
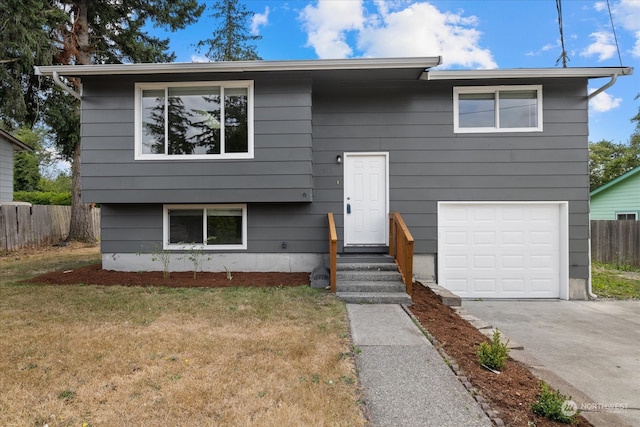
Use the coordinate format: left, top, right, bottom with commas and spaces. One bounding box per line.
555, 0, 569, 67
605, 0, 624, 67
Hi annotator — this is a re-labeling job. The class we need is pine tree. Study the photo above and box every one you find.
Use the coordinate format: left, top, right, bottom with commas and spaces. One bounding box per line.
197, 0, 262, 61
2, 0, 204, 242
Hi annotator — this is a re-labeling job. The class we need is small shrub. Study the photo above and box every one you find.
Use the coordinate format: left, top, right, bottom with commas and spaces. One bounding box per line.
150, 245, 173, 279
186, 243, 211, 279
531, 382, 577, 423
476, 329, 510, 371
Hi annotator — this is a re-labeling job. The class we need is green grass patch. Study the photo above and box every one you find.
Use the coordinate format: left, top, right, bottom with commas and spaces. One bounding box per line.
592, 262, 640, 299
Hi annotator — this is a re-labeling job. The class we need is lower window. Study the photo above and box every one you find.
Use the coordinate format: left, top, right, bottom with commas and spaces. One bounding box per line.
163, 204, 247, 250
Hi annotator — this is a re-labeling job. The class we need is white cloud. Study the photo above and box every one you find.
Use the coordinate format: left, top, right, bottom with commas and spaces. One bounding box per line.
580, 31, 617, 61
299, 0, 496, 68
251, 7, 270, 35
613, 0, 640, 57
589, 88, 622, 113
594, 2, 606, 12
299, 0, 365, 58
190, 55, 211, 63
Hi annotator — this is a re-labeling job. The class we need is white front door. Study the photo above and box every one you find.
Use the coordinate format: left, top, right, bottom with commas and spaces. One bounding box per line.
344, 153, 388, 246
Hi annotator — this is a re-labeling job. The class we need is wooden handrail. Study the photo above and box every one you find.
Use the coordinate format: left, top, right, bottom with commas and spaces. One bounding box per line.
328, 212, 337, 292
389, 212, 414, 296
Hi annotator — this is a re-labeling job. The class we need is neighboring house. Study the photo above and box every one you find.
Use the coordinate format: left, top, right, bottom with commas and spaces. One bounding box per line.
0, 129, 33, 202
590, 166, 640, 220
35, 58, 633, 300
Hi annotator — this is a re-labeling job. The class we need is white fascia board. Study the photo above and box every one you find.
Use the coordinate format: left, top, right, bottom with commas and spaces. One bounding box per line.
423, 67, 633, 80
35, 56, 442, 77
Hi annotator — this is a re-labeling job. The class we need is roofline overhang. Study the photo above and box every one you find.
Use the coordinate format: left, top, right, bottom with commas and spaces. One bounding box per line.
35, 56, 443, 77
590, 166, 640, 197
0, 129, 32, 152
423, 67, 633, 80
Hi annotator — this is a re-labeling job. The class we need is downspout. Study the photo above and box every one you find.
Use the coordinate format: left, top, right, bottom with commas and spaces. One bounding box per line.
587, 73, 617, 99
585, 74, 621, 298
587, 207, 598, 299
52, 71, 82, 101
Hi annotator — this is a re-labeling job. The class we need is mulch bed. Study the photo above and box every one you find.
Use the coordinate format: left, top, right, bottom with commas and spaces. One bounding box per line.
409, 283, 592, 427
21, 263, 310, 288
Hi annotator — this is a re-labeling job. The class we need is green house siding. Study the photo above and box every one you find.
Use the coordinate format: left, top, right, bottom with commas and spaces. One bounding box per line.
590, 167, 640, 220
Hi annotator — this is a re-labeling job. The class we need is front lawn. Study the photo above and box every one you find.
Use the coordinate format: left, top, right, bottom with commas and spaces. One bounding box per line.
0, 246, 366, 426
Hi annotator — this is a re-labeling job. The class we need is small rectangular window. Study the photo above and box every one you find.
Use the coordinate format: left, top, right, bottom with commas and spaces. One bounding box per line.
164, 204, 247, 250
136, 81, 253, 160
454, 85, 542, 133
616, 212, 637, 220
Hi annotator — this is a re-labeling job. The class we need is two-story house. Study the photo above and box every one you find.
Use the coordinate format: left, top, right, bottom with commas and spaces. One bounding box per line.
35, 57, 633, 300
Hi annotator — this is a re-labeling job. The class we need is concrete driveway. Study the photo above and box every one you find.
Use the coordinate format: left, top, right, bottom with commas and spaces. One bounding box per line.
460, 299, 640, 427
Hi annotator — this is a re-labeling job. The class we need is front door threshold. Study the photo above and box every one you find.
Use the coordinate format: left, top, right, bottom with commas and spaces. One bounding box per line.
343, 245, 389, 254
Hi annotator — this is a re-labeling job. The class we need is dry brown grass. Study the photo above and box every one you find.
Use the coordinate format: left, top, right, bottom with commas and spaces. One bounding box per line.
0, 248, 366, 426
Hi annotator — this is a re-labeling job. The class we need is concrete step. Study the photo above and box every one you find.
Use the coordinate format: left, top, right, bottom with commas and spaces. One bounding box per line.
337, 270, 403, 282
337, 254, 394, 264
337, 292, 413, 305
336, 262, 398, 272
337, 281, 407, 293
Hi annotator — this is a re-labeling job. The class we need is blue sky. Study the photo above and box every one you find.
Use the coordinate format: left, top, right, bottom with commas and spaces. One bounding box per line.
155, 0, 640, 144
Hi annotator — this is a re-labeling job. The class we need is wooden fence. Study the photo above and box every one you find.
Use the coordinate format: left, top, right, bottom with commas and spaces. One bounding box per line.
0, 204, 100, 252
591, 220, 640, 267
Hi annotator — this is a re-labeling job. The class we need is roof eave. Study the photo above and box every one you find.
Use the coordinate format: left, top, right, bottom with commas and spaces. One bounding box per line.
423, 67, 634, 80
590, 166, 640, 197
35, 56, 443, 77
0, 130, 32, 152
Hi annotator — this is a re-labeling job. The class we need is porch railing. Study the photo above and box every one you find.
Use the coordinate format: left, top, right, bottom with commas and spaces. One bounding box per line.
327, 212, 337, 292
389, 212, 414, 295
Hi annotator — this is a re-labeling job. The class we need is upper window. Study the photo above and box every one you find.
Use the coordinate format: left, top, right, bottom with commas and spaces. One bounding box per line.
454, 85, 543, 133
135, 81, 254, 160
163, 204, 247, 250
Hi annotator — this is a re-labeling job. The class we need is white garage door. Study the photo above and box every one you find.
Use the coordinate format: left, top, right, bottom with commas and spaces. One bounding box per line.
438, 202, 567, 299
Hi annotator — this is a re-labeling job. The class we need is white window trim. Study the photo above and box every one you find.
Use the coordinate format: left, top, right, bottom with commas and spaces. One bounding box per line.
163, 204, 248, 250
453, 85, 543, 133
135, 81, 254, 160
616, 211, 638, 220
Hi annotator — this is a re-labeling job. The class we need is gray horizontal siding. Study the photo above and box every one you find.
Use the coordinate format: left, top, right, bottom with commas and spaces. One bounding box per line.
81, 72, 313, 204
94, 72, 590, 281
0, 141, 14, 201
101, 203, 328, 254
312, 77, 590, 280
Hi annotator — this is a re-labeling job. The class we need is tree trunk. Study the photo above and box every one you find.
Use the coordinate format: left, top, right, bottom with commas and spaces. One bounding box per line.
66, 140, 96, 242
65, 0, 97, 243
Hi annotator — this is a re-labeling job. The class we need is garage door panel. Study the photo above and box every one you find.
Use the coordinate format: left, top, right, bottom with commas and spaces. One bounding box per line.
502, 231, 525, 245
444, 255, 468, 269
473, 255, 496, 268
439, 203, 563, 299
473, 279, 497, 292
502, 255, 525, 269
444, 230, 467, 245
502, 279, 525, 292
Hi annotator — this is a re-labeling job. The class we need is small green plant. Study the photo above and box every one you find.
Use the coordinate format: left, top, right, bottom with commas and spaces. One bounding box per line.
476, 329, 510, 371
186, 243, 211, 279
150, 245, 173, 279
531, 382, 578, 424
58, 389, 76, 401
225, 266, 233, 280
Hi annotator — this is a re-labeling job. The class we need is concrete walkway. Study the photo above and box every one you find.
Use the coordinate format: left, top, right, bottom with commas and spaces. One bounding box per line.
347, 304, 491, 427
